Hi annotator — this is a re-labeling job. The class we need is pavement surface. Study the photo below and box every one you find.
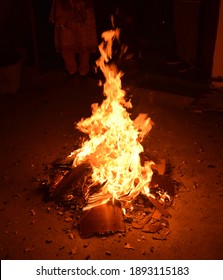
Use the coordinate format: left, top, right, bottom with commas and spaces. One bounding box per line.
0, 68, 223, 260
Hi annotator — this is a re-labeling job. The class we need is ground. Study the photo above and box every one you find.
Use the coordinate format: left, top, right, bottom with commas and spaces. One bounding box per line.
0, 68, 223, 260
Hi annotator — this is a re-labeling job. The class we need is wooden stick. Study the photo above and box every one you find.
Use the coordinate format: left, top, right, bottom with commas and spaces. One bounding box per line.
51, 163, 91, 201
148, 196, 171, 218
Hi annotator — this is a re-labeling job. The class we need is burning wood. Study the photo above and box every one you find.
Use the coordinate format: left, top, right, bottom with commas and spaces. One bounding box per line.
42, 27, 178, 239
44, 158, 175, 238
50, 163, 90, 201
67, 28, 154, 211
148, 197, 171, 218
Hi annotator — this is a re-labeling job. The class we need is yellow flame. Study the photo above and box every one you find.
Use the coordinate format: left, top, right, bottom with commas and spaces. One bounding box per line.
72, 29, 153, 210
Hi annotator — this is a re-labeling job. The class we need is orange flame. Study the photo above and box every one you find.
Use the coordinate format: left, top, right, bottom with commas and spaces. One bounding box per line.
71, 29, 153, 210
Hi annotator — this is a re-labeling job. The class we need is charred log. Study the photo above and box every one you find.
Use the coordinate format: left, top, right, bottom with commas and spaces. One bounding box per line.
51, 163, 91, 201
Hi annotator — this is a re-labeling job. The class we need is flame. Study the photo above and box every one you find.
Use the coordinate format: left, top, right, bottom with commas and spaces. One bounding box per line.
71, 29, 153, 210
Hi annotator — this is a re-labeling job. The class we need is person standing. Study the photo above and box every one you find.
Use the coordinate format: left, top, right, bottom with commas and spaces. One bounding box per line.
49, 0, 98, 77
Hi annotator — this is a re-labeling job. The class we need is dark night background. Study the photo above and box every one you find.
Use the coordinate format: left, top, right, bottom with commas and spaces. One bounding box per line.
0, 0, 221, 82
0, 0, 223, 260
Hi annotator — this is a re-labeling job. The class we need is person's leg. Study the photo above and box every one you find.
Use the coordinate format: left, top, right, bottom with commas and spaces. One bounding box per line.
61, 50, 77, 75
78, 51, 90, 76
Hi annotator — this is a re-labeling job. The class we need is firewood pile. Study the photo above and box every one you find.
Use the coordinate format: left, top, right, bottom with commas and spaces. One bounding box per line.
39, 156, 179, 239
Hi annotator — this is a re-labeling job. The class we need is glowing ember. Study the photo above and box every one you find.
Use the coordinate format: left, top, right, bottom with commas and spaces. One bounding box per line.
70, 29, 153, 210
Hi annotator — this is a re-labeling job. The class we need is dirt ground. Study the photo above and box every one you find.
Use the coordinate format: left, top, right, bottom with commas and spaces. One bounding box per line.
0, 70, 223, 260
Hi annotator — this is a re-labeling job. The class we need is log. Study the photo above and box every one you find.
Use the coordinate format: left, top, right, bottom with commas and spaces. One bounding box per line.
51, 162, 91, 201
148, 196, 171, 218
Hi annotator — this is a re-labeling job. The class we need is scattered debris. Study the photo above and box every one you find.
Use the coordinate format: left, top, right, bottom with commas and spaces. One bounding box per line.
124, 243, 135, 250
68, 233, 75, 239
30, 209, 36, 216
152, 234, 167, 240
132, 215, 151, 229
143, 223, 162, 233
164, 230, 171, 236
14, 194, 20, 199
64, 217, 72, 222
42, 156, 176, 240
45, 240, 53, 244
59, 246, 65, 251
70, 247, 77, 255
151, 209, 162, 220
160, 218, 169, 228
148, 197, 170, 218
24, 248, 35, 253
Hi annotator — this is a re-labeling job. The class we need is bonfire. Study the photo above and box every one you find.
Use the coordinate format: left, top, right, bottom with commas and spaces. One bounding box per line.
68, 29, 154, 211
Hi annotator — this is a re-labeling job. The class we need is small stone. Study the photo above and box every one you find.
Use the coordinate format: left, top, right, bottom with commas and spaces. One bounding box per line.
68, 233, 74, 239
105, 251, 111, 256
